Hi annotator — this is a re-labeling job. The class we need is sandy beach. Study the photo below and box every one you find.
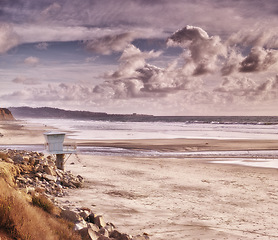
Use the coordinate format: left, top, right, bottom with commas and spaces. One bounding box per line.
1, 120, 278, 239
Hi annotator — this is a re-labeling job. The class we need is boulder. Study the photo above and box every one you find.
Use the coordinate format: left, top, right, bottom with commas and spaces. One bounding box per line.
60, 209, 83, 223
87, 223, 99, 232
78, 228, 99, 240
94, 215, 106, 229
74, 220, 88, 231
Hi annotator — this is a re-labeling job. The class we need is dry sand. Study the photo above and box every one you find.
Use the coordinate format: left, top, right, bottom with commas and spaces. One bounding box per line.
1, 120, 278, 239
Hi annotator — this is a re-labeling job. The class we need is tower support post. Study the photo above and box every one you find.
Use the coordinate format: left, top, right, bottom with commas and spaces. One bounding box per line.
56, 154, 65, 170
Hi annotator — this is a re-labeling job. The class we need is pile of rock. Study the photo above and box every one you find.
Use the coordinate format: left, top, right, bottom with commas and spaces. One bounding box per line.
0, 149, 151, 240
61, 207, 150, 240
0, 149, 84, 197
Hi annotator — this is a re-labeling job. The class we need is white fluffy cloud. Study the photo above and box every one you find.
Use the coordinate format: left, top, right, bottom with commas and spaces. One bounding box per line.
167, 25, 227, 75
24, 56, 40, 66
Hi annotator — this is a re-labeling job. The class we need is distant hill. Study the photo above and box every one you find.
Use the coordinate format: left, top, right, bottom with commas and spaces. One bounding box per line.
0, 108, 15, 120
9, 107, 153, 121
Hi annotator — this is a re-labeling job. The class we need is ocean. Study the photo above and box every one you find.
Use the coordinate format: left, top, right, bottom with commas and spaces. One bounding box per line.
2, 116, 278, 168
24, 116, 278, 141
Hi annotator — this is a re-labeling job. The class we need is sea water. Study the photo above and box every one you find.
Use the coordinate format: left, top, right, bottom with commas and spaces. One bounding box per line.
22, 116, 278, 140
4, 116, 278, 168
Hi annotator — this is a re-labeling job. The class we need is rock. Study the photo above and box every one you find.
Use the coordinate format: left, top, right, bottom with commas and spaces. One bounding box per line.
87, 223, 100, 232
35, 186, 45, 193
94, 215, 106, 229
88, 213, 96, 223
74, 220, 88, 231
43, 165, 56, 176
5, 158, 14, 164
98, 236, 110, 240
0, 108, 15, 120
13, 155, 23, 163
104, 223, 115, 234
60, 209, 83, 223
132, 234, 150, 240
79, 210, 90, 220
42, 174, 57, 182
78, 228, 99, 240
35, 172, 42, 178
16, 176, 27, 184
99, 228, 109, 238
110, 230, 131, 240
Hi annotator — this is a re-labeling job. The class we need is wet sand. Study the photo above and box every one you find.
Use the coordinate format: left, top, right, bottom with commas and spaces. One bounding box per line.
1, 120, 278, 239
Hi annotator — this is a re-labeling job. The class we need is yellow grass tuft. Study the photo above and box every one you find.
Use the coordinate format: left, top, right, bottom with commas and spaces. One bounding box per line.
0, 179, 81, 240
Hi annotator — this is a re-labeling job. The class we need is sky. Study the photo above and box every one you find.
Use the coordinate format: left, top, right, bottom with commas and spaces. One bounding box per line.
0, 0, 278, 116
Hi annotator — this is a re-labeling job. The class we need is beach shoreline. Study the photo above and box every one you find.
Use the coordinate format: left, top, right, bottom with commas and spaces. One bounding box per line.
2, 120, 278, 239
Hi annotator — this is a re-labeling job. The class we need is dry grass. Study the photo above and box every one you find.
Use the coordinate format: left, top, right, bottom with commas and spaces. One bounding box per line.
31, 194, 55, 214
0, 179, 81, 240
0, 152, 8, 161
0, 162, 20, 186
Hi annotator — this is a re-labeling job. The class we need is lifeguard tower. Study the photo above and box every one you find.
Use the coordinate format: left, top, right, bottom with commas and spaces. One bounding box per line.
44, 132, 76, 170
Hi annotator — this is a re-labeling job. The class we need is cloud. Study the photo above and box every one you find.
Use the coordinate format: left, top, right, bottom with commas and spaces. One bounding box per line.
227, 27, 278, 48
167, 25, 226, 75
214, 75, 278, 102
41, 2, 61, 17
94, 44, 202, 98
239, 47, 278, 72
24, 56, 40, 66
35, 42, 49, 50
0, 23, 19, 53
12, 76, 41, 85
84, 32, 136, 55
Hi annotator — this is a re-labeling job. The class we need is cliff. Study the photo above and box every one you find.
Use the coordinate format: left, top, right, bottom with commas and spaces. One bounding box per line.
0, 108, 15, 121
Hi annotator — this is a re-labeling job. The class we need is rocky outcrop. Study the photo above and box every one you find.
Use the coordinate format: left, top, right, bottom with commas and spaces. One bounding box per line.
0, 108, 15, 120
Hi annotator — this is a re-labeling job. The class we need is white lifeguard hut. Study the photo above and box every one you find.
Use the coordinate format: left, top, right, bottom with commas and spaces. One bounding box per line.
44, 132, 76, 170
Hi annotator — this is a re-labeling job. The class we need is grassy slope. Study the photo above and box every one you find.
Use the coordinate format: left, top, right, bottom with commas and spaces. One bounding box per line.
0, 161, 82, 240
